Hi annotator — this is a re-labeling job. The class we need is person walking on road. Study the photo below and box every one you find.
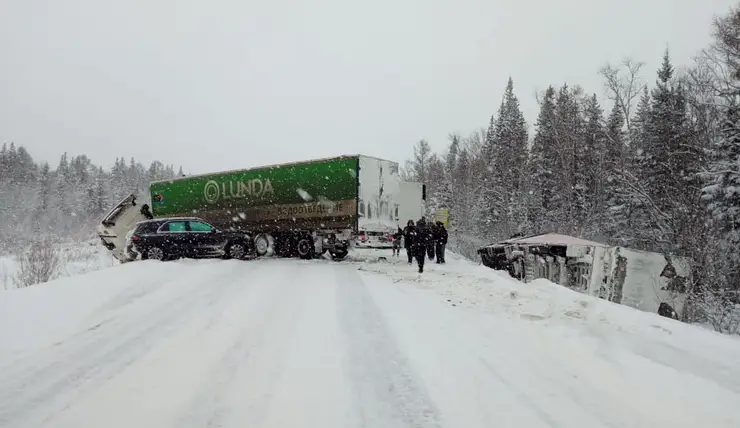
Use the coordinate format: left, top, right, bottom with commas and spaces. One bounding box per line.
427, 227, 435, 260
402, 220, 415, 264
392, 227, 403, 256
433, 221, 448, 264
427, 222, 436, 261
413, 217, 431, 273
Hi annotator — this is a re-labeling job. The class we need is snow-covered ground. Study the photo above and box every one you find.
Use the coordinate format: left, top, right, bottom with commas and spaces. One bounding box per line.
0, 248, 739, 427
0, 240, 115, 290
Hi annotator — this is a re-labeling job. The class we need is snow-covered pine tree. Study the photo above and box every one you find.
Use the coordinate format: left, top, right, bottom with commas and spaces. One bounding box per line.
703, 101, 740, 263
605, 101, 627, 171
602, 86, 652, 247
0, 145, 180, 254
69, 155, 93, 224
0, 144, 8, 182
601, 99, 646, 245
529, 86, 558, 233
696, 6, 740, 311
492, 78, 529, 237
426, 155, 446, 216
55, 153, 72, 220
629, 87, 651, 168
580, 95, 606, 232
644, 51, 701, 251
33, 162, 52, 233
435, 134, 459, 216
446, 134, 459, 174
479, 102, 504, 234
109, 157, 128, 201
14, 146, 36, 184
452, 146, 471, 230
561, 85, 588, 232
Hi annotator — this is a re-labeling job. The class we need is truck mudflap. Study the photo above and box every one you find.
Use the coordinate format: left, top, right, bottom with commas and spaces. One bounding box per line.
97, 194, 153, 263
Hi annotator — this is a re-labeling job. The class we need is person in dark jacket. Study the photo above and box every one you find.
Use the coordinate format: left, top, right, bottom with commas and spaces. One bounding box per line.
402, 220, 415, 264
392, 227, 403, 256
413, 217, 431, 273
433, 221, 448, 264
427, 223, 436, 261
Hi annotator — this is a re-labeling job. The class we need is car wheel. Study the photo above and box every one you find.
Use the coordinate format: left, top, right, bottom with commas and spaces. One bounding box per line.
297, 237, 313, 259
147, 247, 165, 261
228, 242, 247, 260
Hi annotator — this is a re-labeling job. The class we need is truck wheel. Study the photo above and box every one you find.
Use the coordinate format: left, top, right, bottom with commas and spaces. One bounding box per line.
297, 237, 313, 259
147, 247, 165, 261
330, 248, 348, 261
227, 242, 247, 260
254, 233, 275, 257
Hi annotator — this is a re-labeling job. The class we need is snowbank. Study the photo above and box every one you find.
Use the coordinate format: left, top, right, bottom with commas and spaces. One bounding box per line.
351, 248, 740, 351
0, 259, 211, 353
0, 240, 115, 291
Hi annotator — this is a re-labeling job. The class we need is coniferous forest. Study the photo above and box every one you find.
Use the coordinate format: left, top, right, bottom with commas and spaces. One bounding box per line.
0, 147, 180, 253
403, 7, 740, 331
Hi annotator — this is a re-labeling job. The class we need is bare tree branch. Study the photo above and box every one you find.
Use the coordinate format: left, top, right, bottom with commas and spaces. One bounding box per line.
598, 58, 646, 132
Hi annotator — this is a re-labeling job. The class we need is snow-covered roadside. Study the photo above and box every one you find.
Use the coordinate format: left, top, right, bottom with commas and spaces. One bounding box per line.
357, 268, 740, 428
0, 240, 115, 291
350, 248, 740, 426
0, 249, 738, 427
0, 260, 195, 354
350, 248, 740, 347
359, 248, 728, 326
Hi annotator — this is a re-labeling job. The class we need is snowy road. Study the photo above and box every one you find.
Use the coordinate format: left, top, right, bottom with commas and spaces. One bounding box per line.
1, 253, 740, 428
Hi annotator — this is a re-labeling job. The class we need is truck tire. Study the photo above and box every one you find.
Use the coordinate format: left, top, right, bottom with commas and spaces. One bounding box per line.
296, 237, 313, 259
330, 248, 348, 261
254, 233, 275, 257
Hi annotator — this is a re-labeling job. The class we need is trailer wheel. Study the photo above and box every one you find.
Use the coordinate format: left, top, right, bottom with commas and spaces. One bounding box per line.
297, 237, 313, 259
254, 233, 275, 257
330, 248, 348, 261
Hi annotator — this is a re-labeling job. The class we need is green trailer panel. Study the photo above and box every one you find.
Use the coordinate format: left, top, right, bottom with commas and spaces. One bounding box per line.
149, 156, 359, 231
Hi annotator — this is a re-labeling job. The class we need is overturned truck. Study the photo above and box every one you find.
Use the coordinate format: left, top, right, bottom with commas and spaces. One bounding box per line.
478, 233, 692, 317
98, 155, 425, 263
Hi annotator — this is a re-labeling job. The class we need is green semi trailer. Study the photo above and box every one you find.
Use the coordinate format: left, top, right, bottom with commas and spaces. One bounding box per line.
97, 155, 425, 263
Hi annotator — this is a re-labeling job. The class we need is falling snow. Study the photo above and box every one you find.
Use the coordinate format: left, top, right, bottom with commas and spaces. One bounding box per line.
296, 188, 314, 201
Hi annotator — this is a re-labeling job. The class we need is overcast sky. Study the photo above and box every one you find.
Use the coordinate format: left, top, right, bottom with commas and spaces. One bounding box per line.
1, 0, 737, 174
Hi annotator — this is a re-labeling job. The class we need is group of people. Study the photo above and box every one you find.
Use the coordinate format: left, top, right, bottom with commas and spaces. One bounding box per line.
391, 217, 448, 273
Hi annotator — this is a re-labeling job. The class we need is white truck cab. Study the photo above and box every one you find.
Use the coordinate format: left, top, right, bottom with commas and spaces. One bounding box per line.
97, 194, 153, 263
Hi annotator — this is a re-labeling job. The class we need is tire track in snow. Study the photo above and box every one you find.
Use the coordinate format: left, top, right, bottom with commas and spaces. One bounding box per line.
335, 267, 443, 428
0, 260, 251, 428
171, 260, 302, 428
364, 274, 728, 428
